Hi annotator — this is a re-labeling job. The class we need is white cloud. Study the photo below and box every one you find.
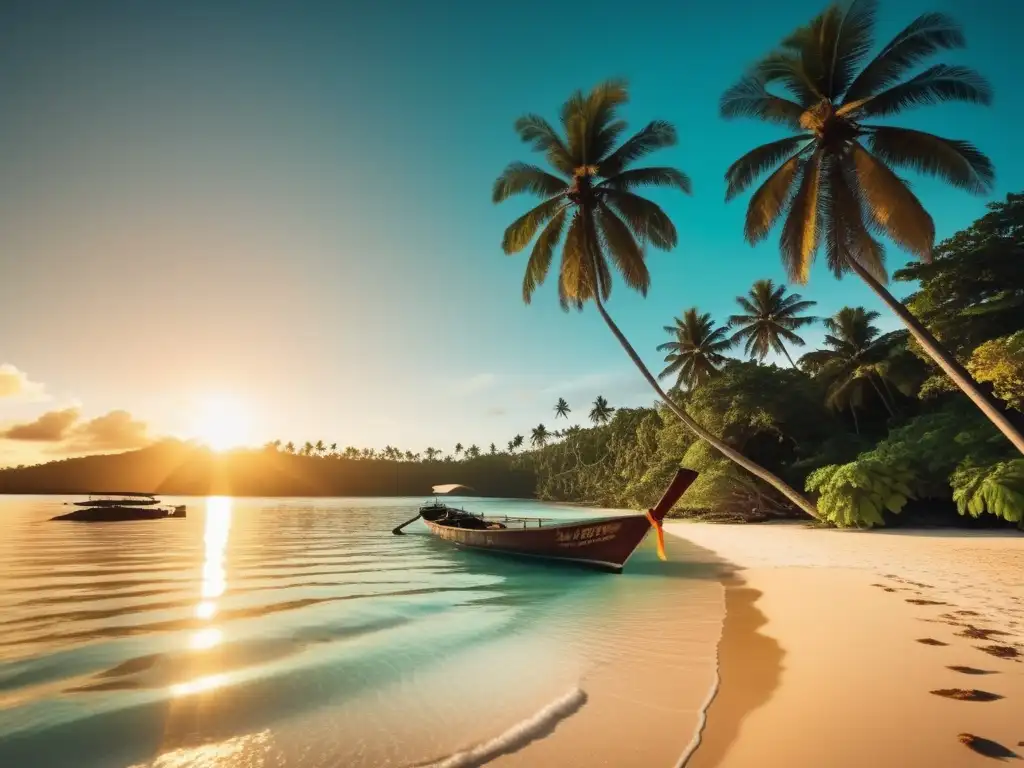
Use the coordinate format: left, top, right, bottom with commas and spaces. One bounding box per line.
0, 364, 47, 401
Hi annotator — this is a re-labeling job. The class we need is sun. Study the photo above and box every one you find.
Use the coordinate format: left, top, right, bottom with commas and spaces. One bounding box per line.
193, 395, 249, 452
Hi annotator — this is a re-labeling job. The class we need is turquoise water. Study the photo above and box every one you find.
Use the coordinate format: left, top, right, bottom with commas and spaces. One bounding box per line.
0, 496, 724, 767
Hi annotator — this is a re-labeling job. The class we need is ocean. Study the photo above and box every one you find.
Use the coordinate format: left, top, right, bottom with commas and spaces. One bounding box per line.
0, 495, 725, 767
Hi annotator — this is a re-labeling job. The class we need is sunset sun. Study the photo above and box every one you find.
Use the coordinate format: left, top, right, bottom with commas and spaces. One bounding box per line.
193, 395, 249, 452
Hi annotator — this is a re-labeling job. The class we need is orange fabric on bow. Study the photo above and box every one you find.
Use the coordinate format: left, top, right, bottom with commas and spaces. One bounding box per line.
644, 509, 667, 561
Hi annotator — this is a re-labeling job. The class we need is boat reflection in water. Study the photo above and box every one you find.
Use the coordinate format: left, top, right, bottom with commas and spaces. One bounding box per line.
52, 492, 186, 522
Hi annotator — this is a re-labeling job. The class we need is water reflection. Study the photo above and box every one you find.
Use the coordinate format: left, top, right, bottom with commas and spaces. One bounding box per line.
170, 673, 227, 698
185, 497, 232, 659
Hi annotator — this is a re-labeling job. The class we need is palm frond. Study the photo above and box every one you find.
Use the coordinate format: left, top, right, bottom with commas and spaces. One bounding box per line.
558, 213, 585, 312
601, 166, 691, 194
779, 150, 822, 284
847, 64, 992, 119
522, 209, 567, 303
599, 121, 678, 176
720, 75, 805, 129
865, 126, 994, 194
597, 203, 648, 295
823, 0, 877, 99
850, 142, 935, 259
725, 136, 812, 201
493, 162, 567, 203
750, 52, 820, 106
513, 115, 575, 175
744, 152, 803, 244
603, 190, 677, 250
583, 79, 630, 163
843, 13, 966, 103
501, 197, 566, 254
822, 155, 887, 280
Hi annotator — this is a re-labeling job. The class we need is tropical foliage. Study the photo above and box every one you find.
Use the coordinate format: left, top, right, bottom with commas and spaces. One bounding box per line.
658, 309, 733, 389
722, 1, 1024, 455
728, 279, 816, 367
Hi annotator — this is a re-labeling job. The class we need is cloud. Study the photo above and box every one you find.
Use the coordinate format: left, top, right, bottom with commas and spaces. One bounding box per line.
0, 364, 47, 401
63, 410, 152, 453
1, 408, 80, 440
2, 407, 152, 453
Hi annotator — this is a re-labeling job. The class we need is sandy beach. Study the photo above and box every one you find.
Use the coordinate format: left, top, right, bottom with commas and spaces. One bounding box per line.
666, 522, 1024, 768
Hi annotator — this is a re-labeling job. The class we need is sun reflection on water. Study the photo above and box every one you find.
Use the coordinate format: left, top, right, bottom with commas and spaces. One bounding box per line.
170, 673, 227, 697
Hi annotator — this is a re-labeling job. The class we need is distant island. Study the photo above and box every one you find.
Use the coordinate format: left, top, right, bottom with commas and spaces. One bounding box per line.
0, 440, 536, 499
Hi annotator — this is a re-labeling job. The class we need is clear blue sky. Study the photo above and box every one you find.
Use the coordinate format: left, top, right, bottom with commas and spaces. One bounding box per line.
1, 0, 1021, 463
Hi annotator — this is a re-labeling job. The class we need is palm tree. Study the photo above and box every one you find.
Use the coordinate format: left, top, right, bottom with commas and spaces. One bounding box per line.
302, 441, 314, 456
489, 442, 497, 455
314, 440, 325, 457
530, 424, 550, 448
424, 446, 439, 461
507, 439, 515, 453
658, 309, 734, 389
284, 441, 295, 454
329, 442, 338, 456
344, 446, 360, 459
728, 279, 817, 367
495, 80, 820, 517
454, 442, 463, 457
512, 434, 524, 451
588, 395, 614, 424
554, 398, 571, 419
800, 307, 900, 432
721, 3, 1023, 455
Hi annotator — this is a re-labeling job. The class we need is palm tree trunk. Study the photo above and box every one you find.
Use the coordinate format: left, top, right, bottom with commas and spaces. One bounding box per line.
780, 346, 799, 370
848, 260, 1024, 456
866, 375, 895, 417
850, 404, 860, 435
582, 238, 820, 519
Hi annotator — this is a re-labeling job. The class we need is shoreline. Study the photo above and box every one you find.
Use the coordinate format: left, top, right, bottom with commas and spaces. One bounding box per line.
667, 522, 1024, 768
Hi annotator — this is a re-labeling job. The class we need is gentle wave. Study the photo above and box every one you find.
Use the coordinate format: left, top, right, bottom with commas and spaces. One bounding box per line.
417, 687, 589, 768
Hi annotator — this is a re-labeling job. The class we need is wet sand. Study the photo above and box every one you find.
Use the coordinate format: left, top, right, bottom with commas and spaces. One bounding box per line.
667, 522, 1024, 768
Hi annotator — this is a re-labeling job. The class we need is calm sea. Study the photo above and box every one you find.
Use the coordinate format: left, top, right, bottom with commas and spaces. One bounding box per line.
0, 496, 725, 767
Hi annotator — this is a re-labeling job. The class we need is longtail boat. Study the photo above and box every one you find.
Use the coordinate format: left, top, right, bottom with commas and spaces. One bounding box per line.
53, 493, 187, 522
392, 468, 697, 573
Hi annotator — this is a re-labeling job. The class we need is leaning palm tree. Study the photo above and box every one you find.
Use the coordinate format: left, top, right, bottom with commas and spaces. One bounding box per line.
530, 424, 550, 448
721, 2, 1022, 454
658, 309, 734, 389
554, 398, 571, 419
728, 279, 817, 367
589, 395, 615, 424
495, 79, 819, 516
800, 307, 901, 431
512, 434, 524, 451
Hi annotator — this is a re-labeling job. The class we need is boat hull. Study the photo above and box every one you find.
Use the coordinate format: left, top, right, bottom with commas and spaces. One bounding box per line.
423, 514, 653, 573
52, 505, 186, 522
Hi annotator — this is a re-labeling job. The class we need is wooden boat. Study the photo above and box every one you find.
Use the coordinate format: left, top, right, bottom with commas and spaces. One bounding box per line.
393, 468, 697, 573
53, 493, 187, 522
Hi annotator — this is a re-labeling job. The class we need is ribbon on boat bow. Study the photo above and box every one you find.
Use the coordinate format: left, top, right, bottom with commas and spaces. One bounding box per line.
644, 508, 667, 561
644, 468, 699, 562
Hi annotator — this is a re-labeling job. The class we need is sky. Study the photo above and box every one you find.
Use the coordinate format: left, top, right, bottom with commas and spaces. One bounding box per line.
1, 0, 1022, 466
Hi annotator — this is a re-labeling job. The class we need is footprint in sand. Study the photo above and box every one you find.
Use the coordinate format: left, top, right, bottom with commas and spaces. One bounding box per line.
930, 688, 1003, 702
916, 638, 949, 646
947, 665, 998, 676
958, 734, 1020, 760
957, 626, 1011, 641
977, 645, 1021, 661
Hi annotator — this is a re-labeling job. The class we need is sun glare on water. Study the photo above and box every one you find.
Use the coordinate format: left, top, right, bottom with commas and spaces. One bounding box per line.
193, 395, 250, 452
